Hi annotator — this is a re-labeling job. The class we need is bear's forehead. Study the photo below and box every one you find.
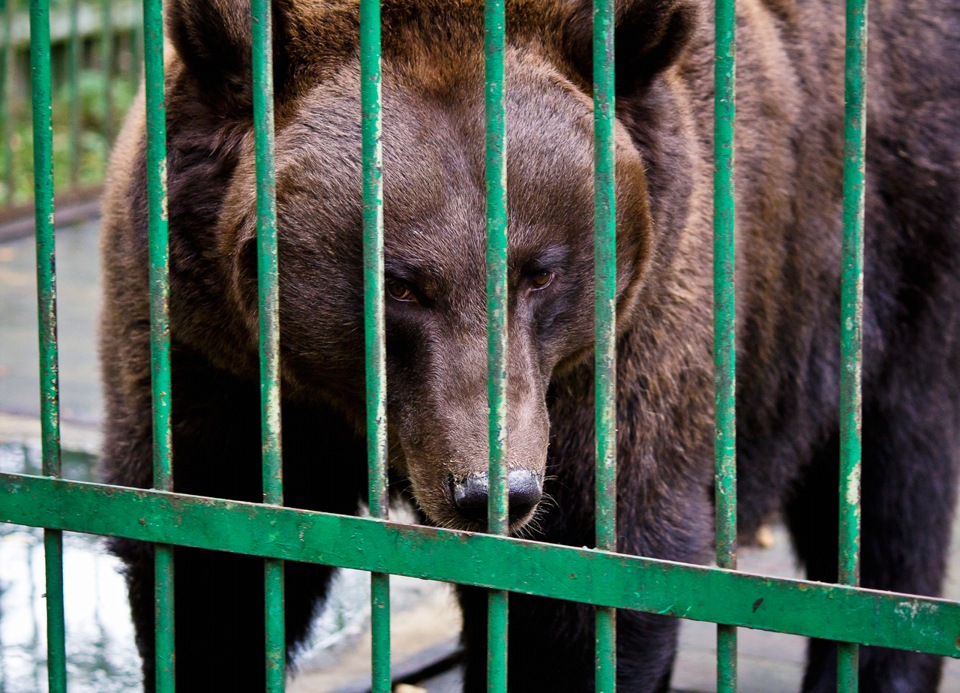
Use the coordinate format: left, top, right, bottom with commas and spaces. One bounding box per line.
275, 48, 596, 239
290, 0, 567, 67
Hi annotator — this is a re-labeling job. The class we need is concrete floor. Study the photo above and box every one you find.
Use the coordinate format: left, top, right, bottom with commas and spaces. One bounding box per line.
0, 219, 103, 425
2, 221, 960, 692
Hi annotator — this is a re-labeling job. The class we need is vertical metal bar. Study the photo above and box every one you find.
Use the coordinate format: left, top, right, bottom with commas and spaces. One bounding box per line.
101, 0, 114, 145
0, 0, 10, 204
29, 0, 66, 690
67, 0, 80, 186
714, 0, 738, 690
838, 0, 867, 689
251, 0, 285, 689
484, 0, 509, 690
2, 0, 10, 204
360, 0, 391, 689
143, 0, 175, 687
132, 1, 143, 83
593, 0, 617, 689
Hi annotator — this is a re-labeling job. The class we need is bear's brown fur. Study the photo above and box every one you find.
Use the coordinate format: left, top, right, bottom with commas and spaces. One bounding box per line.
100, 0, 960, 690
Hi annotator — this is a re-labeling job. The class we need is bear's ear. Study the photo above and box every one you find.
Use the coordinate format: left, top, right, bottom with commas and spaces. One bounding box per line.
562, 0, 698, 95
166, 0, 296, 112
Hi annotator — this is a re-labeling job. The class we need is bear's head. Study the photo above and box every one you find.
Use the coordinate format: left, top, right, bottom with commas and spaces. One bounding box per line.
165, 0, 696, 532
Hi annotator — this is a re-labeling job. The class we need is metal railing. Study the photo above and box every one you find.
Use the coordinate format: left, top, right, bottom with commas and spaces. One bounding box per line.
3, 0, 958, 692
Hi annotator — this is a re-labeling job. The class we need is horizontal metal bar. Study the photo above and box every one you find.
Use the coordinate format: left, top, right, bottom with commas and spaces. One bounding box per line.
1, 472, 959, 657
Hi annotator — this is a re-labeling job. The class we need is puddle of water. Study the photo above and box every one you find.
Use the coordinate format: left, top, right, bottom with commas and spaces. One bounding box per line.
0, 444, 140, 693
0, 443, 448, 692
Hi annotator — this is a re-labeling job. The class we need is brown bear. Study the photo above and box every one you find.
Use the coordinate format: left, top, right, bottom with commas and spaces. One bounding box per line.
99, 0, 960, 690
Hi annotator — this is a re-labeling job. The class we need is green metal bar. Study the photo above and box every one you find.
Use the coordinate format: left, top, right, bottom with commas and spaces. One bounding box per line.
593, 0, 617, 689
484, 0, 509, 689
714, 0, 738, 689
360, 0, 391, 688
838, 0, 867, 688
251, 0, 285, 688
252, 0, 281, 525
486, 590, 508, 692
4, 473, 960, 657
67, 0, 80, 186
154, 541, 175, 690
29, 0, 66, 689
262, 556, 284, 692
101, 0, 114, 145
592, 0, 616, 561
143, 0, 175, 686
42, 530, 66, 692
0, 0, 11, 204
144, 0, 170, 514
369, 574, 390, 690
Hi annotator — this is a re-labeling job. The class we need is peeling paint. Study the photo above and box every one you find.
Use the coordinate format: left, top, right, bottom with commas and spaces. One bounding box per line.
3, 473, 959, 657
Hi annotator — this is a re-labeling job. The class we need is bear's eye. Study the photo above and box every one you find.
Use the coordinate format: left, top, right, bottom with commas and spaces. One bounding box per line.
530, 270, 555, 291
386, 279, 418, 303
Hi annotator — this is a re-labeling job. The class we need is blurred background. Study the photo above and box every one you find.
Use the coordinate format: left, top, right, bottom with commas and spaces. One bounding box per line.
0, 0, 138, 211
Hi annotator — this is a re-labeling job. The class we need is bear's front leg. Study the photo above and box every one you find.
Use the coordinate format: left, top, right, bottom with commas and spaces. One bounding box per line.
103, 349, 369, 691
113, 539, 339, 692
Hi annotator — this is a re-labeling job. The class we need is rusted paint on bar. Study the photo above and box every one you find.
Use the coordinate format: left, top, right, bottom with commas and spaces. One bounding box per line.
484, 0, 509, 688
714, 0, 739, 687
360, 0, 391, 685
28, 0, 67, 688
838, 0, 868, 687
142, 0, 175, 685
593, 0, 617, 686
251, 0, 286, 685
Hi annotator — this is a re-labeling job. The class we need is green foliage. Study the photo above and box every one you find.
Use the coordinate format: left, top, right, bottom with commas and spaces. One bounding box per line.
2, 57, 138, 207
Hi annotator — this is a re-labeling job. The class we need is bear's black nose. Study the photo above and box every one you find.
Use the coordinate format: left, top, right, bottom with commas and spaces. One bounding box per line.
450, 470, 543, 524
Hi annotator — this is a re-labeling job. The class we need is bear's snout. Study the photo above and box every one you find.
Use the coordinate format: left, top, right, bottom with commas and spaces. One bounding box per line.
448, 470, 543, 526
